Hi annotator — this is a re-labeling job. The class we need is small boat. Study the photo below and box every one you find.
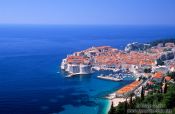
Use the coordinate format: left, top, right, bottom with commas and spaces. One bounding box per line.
65, 75, 71, 78
65, 73, 76, 77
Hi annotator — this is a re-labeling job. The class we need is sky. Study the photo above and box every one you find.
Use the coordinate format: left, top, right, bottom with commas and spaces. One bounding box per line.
0, 0, 175, 25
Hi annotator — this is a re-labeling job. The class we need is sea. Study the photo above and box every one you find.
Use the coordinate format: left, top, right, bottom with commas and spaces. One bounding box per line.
0, 25, 175, 114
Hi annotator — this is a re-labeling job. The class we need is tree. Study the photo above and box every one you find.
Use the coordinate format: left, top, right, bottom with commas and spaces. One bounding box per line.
111, 83, 175, 114
129, 93, 134, 108
160, 82, 163, 93
108, 101, 116, 114
144, 68, 152, 73
164, 83, 167, 94
141, 86, 144, 101
156, 59, 164, 66
124, 98, 128, 114
115, 102, 125, 114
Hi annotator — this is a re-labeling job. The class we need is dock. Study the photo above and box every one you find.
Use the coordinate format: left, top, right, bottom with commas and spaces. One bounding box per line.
97, 75, 123, 81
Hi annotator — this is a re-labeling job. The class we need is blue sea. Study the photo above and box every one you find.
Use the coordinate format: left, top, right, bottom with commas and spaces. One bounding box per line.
0, 25, 175, 114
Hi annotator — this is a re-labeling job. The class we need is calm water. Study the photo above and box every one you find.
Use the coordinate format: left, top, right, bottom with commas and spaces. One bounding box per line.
0, 25, 175, 114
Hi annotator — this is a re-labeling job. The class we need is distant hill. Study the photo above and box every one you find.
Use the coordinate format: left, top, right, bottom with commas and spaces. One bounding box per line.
149, 38, 175, 47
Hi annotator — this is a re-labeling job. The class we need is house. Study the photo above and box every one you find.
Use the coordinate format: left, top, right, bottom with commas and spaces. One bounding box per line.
152, 66, 169, 74
151, 72, 164, 84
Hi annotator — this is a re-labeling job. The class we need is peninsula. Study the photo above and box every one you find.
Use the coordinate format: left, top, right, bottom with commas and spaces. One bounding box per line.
61, 41, 175, 77
61, 40, 175, 114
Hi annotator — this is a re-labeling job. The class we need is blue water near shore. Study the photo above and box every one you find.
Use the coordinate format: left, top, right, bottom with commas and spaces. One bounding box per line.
0, 25, 175, 114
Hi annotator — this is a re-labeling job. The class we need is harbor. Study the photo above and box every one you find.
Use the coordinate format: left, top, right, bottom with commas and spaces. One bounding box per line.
60, 42, 175, 114
97, 74, 123, 81
97, 73, 132, 82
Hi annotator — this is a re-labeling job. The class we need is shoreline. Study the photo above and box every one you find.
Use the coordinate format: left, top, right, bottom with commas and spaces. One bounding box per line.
104, 79, 138, 113
105, 93, 129, 114
104, 92, 125, 114
105, 92, 127, 106
105, 99, 111, 114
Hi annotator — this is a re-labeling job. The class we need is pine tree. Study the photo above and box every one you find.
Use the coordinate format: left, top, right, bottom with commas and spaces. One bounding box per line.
124, 98, 128, 114
129, 95, 132, 105
129, 93, 134, 108
160, 85, 163, 93
109, 101, 116, 114
164, 83, 167, 94
160, 82, 163, 93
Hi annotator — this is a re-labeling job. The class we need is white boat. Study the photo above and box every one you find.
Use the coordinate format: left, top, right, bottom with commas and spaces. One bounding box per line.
113, 69, 120, 72
65, 73, 76, 77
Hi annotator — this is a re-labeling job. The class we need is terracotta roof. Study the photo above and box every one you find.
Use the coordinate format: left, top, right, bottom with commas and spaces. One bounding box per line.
116, 81, 141, 94
153, 72, 163, 78
67, 56, 85, 64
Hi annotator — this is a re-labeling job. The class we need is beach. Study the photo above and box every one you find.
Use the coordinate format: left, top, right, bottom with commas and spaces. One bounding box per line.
106, 92, 127, 107
105, 80, 141, 112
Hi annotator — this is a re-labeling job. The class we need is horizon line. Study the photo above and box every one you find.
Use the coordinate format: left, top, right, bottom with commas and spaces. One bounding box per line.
0, 23, 175, 27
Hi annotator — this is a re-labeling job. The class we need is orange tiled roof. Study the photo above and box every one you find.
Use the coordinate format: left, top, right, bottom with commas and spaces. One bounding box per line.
116, 81, 141, 94
153, 72, 163, 78
67, 56, 86, 64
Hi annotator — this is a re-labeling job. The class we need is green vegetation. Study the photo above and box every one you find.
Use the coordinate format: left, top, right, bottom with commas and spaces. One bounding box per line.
108, 102, 116, 114
108, 79, 175, 114
163, 48, 172, 52
141, 86, 144, 101
144, 68, 152, 73
149, 38, 175, 47
156, 59, 165, 66
167, 71, 175, 81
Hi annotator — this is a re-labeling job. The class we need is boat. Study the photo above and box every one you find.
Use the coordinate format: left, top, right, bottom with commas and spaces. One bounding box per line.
65, 73, 76, 77
113, 69, 120, 72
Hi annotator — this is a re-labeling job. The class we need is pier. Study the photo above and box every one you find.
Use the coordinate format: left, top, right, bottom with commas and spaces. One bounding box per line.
97, 74, 123, 81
